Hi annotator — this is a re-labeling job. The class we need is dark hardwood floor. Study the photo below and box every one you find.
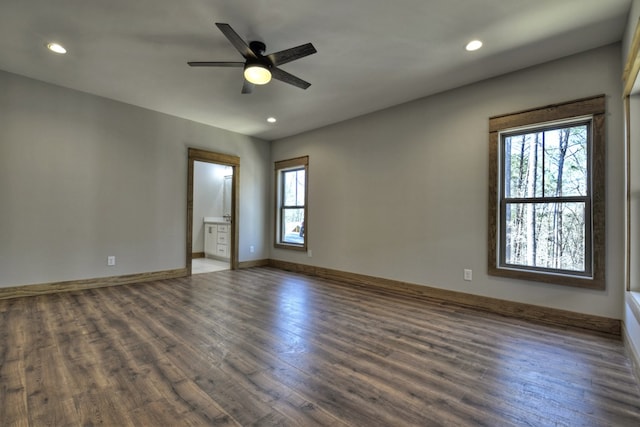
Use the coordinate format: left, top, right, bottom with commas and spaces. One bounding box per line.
1, 267, 639, 426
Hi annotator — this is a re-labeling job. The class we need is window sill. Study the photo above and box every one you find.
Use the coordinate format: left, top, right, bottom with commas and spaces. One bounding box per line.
274, 243, 307, 252
488, 265, 605, 290
629, 291, 640, 325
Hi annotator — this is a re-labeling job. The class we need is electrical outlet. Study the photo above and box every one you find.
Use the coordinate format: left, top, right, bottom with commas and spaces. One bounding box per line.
307, 249, 312, 257
107, 256, 116, 266
250, 245, 255, 253
463, 269, 472, 281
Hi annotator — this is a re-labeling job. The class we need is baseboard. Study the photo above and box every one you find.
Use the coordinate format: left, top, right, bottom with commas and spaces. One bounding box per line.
2, 260, 621, 336
0, 268, 189, 300
238, 259, 270, 268
192, 252, 205, 259
268, 259, 621, 335
0, 259, 270, 300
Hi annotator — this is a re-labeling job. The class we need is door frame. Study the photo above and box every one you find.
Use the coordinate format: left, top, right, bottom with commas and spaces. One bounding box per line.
187, 148, 240, 273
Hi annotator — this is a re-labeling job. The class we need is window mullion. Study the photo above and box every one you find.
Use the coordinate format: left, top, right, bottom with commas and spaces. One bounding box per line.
504, 196, 589, 204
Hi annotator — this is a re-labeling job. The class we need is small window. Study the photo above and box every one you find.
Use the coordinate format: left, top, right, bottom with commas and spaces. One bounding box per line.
275, 156, 308, 250
488, 96, 605, 289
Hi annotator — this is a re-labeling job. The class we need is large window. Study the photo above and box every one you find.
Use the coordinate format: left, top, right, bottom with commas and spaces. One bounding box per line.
275, 156, 308, 250
488, 96, 605, 289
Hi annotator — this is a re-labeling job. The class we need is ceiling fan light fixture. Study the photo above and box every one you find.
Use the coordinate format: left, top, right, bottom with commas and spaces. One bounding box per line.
244, 64, 271, 85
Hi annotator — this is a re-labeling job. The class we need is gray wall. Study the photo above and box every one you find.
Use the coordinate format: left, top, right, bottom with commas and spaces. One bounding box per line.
0, 70, 270, 288
271, 43, 624, 319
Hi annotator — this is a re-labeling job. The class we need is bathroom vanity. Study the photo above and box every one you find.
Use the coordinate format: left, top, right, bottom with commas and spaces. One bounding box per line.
203, 217, 230, 260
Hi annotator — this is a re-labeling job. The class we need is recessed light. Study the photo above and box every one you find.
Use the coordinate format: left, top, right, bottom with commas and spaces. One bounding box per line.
465, 40, 483, 52
267, 117, 277, 123
46, 42, 67, 54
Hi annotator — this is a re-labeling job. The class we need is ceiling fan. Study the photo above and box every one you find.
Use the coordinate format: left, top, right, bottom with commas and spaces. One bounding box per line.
188, 23, 317, 94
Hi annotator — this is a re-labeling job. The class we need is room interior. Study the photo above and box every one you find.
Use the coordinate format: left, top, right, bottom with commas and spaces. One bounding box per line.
192, 160, 233, 273
1, 0, 640, 424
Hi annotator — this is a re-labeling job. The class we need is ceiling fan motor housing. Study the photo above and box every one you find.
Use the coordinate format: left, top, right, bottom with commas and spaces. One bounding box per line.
249, 41, 267, 56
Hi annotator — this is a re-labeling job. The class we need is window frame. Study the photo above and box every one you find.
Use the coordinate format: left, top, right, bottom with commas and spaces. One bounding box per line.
499, 119, 593, 276
488, 96, 606, 289
274, 156, 308, 251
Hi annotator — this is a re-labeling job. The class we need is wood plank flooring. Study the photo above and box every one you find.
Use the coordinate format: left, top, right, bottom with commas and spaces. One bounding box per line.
1, 267, 639, 426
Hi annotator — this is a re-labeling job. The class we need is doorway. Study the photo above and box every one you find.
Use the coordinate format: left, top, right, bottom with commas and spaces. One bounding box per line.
187, 148, 240, 274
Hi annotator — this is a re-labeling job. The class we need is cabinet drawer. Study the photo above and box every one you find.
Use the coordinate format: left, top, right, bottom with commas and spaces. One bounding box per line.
216, 244, 228, 257
217, 225, 229, 233
217, 233, 228, 244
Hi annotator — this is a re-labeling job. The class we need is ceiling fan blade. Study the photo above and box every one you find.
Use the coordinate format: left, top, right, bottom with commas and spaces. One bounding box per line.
215, 23, 256, 59
188, 61, 244, 67
267, 43, 317, 66
270, 67, 311, 89
241, 79, 254, 94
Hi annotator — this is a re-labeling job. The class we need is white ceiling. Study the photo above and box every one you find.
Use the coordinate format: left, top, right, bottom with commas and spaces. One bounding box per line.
0, 0, 631, 140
